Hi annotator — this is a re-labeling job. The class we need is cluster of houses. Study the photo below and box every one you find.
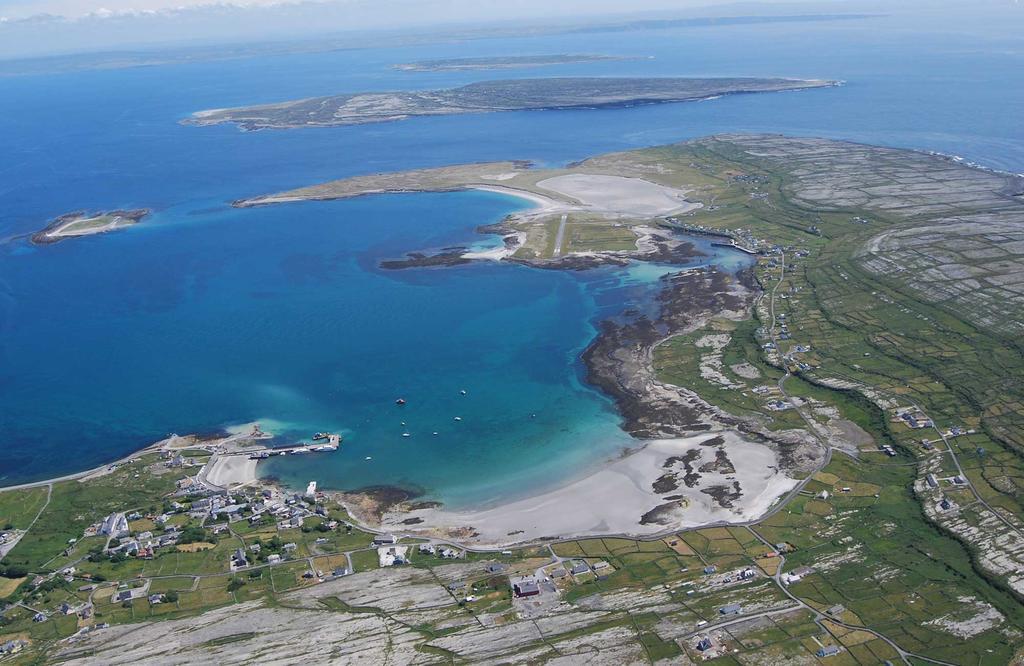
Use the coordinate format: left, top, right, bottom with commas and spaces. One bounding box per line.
99, 510, 177, 560
108, 580, 157, 606
416, 542, 463, 560
700, 565, 757, 589
662, 220, 769, 255
925, 473, 967, 490
378, 545, 409, 567
63, 621, 111, 644
375, 536, 473, 567
100, 512, 130, 539
366, 536, 467, 568
254, 488, 335, 532
553, 559, 603, 581
91, 481, 336, 567
33, 599, 94, 625
161, 450, 195, 469
782, 565, 814, 585
777, 314, 793, 341
923, 474, 960, 513
893, 407, 933, 430
693, 618, 839, 658
945, 425, 972, 438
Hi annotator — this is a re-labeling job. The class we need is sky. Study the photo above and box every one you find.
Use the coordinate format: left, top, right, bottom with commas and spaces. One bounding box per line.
0, 0, 853, 21
0, 0, 1019, 59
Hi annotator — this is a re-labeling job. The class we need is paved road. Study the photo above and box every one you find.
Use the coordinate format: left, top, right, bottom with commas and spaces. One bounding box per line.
551, 213, 568, 257
768, 253, 834, 473
0, 439, 173, 493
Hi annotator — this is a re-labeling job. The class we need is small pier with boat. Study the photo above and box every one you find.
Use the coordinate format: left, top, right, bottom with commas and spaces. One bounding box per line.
244, 433, 342, 459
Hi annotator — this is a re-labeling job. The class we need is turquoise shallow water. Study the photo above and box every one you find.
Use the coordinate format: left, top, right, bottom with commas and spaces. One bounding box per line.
0, 12, 1022, 504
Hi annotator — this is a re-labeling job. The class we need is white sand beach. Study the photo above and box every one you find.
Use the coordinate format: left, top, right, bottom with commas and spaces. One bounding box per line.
376, 431, 799, 546
202, 454, 258, 488
471, 185, 565, 215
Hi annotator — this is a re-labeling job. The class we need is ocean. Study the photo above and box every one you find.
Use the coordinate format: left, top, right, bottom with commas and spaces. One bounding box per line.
1, 12, 1022, 505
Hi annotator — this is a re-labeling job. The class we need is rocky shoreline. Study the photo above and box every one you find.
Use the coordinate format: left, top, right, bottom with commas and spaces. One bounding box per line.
582, 266, 750, 440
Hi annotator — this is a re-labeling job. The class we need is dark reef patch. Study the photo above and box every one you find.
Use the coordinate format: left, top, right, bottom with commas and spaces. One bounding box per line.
380, 248, 472, 269
701, 481, 743, 508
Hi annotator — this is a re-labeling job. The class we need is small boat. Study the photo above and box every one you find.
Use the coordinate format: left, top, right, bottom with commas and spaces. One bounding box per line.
401, 421, 406, 426
460, 390, 467, 395
433, 432, 439, 436
402, 433, 411, 438
395, 398, 406, 406
365, 456, 372, 460
312, 432, 329, 441
453, 416, 462, 422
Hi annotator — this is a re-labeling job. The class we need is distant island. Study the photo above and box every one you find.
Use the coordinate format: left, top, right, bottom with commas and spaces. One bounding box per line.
183, 77, 837, 131
394, 54, 635, 72
0, 15, 873, 77
30, 209, 149, 245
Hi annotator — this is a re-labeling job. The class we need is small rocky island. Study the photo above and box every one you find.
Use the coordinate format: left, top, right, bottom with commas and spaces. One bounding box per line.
31, 209, 149, 245
183, 77, 837, 130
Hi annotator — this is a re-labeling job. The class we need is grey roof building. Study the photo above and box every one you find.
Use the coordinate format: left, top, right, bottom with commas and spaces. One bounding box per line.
513, 580, 540, 597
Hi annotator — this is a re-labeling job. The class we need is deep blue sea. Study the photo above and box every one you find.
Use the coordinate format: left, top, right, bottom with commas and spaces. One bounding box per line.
1, 12, 1022, 505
